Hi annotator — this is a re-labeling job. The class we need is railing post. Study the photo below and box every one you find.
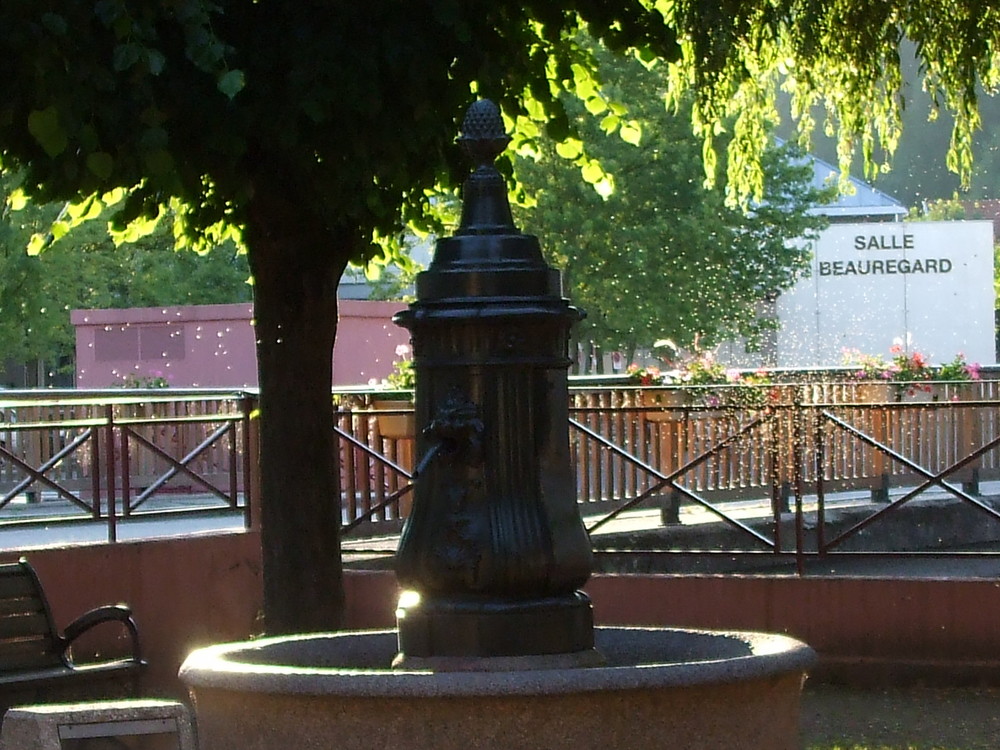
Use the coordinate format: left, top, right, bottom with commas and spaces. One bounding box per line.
91, 417, 103, 518
960, 389, 982, 495
241, 394, 255, 529
870, 401, 891, 503
814, 405, 826, 556
792, 385, 808, 574
104, 404, 117, 543
120, 421, 131, 521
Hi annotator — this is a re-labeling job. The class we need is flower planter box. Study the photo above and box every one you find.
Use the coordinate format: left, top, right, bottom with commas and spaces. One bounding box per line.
897, 384, 936, 402
373, 399, 415, 439
852, 382, 896, 403
937, 382, 977, 402
639, 389, 690, 422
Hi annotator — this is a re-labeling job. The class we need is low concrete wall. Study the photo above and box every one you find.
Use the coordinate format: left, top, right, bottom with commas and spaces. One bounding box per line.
8, 534, 1000, 697
1, 535, 264, 698
585, 575, 1000, 683
0, 532, 399, 698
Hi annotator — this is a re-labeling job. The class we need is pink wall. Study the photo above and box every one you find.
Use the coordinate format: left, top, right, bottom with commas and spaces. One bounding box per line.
72, 300, 409, 388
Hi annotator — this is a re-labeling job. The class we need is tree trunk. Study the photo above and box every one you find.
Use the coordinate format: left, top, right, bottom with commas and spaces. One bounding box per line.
245, 191, 352, 635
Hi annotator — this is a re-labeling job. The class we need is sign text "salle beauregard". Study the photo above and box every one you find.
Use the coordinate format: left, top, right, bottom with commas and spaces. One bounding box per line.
818, 233, 953, 276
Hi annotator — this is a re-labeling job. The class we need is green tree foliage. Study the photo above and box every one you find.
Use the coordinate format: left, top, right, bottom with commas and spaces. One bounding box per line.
0, 177, 250, 376
1, 1, 997, 632
515, 48, 832, 356
784, 43, 1000, 207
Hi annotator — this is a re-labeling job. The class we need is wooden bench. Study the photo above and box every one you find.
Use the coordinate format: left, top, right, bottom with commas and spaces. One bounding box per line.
0, 558, 143, 710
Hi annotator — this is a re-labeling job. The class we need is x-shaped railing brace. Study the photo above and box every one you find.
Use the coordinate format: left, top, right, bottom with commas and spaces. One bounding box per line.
577, 413, 775, 549
818, 409, 1000, 551
124, 422, 235, 510
0, 429, 96, 513
336, 426, 414, 534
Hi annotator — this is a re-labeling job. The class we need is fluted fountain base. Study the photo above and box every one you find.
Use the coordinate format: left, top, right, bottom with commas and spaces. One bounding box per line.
394, 590, 600, 669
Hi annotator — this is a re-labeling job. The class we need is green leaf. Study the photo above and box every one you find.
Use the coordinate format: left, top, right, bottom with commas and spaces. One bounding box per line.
146, 49, 167, 75
27, 107, 68, 157
620, 121, 642, 146
113, 43, 141, 72
571, 63, 598, 99
26, 233, 48, 256
111, 213, 162, 244
600, 114, 620, 134
635, 46, 658, 66
524, 97, 546, 120
41, 13, 68, 36
217, 69, 246, 99
50, 220, 70, 241
86, 152, 115, 180
94, 0, 121, 25
66, 194, 104, 223
143, 149, 175, 176
102, 187, 127, 206
581, 160, 605, 184
585, 96, 608, 116
592, 177, 614, 198
555, 139, 583, 159
7, 188, 28, 211
139, 127, 168, 150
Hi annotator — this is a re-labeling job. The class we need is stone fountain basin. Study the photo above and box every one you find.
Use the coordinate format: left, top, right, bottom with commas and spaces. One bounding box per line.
180, 626, 815, 750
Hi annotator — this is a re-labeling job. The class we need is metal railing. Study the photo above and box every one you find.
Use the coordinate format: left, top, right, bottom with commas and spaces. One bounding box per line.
570, 382, 1000, 572
3, 381, 1000, 564
0, 391, 253, 542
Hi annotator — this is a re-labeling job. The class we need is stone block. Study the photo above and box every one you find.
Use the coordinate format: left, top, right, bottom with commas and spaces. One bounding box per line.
0, 699, 195, 750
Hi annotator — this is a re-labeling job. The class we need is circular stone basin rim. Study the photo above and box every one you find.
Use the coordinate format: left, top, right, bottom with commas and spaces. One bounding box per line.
180, 626, 815, 698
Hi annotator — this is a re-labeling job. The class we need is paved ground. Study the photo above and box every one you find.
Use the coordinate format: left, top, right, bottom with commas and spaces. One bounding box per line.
0, 492, 246, 550
802, 682, 1000, 749
6, 480, 1000, 581
339, 480, 1000, 578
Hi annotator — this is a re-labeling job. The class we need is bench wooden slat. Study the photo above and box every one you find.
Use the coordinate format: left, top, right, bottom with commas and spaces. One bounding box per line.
0, 559, 142, 709
0, 573, 40, 600
0, 612, 56, 641
0, 636, 60, 671
0, 597, 46, 618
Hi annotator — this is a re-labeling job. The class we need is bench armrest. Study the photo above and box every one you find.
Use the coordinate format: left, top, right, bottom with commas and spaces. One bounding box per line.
62, 604, 143, 665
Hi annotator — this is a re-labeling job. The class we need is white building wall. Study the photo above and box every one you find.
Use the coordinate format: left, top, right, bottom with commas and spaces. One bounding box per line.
775, 220, 996, 367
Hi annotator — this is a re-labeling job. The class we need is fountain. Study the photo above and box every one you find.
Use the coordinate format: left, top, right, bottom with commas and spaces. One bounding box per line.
180, 100, 815, 750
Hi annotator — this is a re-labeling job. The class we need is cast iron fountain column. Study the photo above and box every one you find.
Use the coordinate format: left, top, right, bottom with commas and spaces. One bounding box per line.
180, 99, 816, 750
393, 99, 599, 669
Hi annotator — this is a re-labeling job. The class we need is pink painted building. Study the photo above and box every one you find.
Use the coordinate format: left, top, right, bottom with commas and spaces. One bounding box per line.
71, 300, 409, 389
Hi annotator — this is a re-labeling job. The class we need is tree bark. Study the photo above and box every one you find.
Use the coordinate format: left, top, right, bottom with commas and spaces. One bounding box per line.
245, 189, 352, 634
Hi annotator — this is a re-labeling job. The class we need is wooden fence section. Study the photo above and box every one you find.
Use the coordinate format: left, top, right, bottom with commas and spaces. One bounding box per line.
0, 392, 252, 534
336, 379, 1000, 536
1, 382, 998, 541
